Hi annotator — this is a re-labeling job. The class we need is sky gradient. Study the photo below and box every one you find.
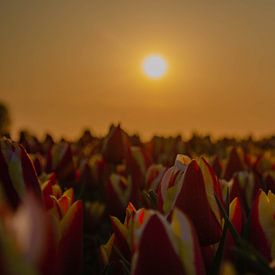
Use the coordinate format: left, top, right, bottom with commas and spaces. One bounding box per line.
1, 0, 275, 140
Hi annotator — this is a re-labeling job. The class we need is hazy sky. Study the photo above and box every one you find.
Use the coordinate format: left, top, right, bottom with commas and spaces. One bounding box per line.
1, 0, 275, 139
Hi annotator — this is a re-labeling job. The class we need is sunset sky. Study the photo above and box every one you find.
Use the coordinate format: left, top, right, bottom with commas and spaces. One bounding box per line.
1, 1, 275, 140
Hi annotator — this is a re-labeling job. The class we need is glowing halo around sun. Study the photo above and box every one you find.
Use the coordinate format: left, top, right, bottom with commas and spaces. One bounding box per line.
142, 54, 167, 79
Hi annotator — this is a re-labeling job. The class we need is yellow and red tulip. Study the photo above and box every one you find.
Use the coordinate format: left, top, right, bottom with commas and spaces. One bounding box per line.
157, 154, 191, 213
131, 208, 205, 275
158, 155, 223, 245
250, 189, 275, 261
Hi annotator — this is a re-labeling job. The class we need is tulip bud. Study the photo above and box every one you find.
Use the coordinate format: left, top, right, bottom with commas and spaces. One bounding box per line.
159, 155, 223, 245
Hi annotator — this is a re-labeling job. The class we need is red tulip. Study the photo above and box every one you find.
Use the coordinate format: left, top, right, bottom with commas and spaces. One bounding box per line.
223, 147, 245, 181
102, 124, 131, 164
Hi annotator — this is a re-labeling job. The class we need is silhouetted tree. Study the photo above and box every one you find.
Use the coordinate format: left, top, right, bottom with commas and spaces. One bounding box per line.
0, 102, 11, 136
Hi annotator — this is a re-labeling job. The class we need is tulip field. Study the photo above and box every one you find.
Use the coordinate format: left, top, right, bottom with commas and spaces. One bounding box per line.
0, 125, 275, 275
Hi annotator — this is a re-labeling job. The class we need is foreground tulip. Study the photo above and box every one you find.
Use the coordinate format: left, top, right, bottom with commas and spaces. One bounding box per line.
0, 193, 56, 275
131, 208, 205, 275
0, 189, 83, 275
100, 205, 205, 275
250, 190, 275, 261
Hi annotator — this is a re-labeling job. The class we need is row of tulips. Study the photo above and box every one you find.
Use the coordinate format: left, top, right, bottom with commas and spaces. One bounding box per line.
0, 125, 275, 274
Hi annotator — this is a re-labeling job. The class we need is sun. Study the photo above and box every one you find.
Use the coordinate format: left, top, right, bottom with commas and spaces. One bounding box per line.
142, 54, 167, 79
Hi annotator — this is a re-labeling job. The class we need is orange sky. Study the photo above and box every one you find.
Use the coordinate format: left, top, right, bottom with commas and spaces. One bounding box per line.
1, 1, 275, 140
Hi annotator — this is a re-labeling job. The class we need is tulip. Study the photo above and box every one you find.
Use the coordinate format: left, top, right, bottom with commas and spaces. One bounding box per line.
0, 138, 42, 209
40, 176, 83, 274
250, 189, 275, 261
45, 141, 76, 182
159, 155, 223, 245
223, 147, 245, 181
158, 154, 191, 213
131, 208, 205, 275
42, 183, 83, 274
174, 158, 223, 245
102, 124, 131, 164
145, 164, 167, 191
126, 146, 152, 191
